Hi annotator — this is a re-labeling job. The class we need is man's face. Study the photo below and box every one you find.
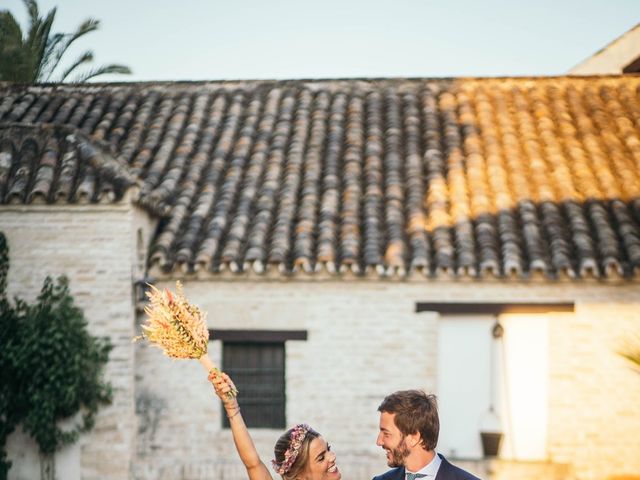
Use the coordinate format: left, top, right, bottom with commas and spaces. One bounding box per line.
376, 411, 410, 467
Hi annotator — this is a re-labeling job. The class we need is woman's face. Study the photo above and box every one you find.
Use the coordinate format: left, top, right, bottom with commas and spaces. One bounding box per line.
300, 436, 341, 480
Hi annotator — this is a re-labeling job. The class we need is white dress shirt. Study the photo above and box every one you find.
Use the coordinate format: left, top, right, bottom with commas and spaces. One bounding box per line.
405, 451, 442, 478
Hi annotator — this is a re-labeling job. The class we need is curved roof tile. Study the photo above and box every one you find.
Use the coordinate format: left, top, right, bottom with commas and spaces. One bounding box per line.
0, 123, 136, 204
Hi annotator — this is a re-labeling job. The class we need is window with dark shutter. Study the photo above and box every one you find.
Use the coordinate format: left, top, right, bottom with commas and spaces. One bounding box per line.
212, 329, 307, 429
222, 341, 286, 429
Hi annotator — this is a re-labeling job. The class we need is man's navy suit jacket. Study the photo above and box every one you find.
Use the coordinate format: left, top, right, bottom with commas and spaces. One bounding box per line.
372, 454, 481, 480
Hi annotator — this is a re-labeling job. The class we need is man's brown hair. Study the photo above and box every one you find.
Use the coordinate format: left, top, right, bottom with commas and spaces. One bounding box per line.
378, 390, 439, 451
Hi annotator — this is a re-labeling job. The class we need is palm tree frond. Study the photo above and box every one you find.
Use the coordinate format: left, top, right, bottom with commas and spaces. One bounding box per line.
620, 335, 640, 372
40, 31, 65, 80
25, 4, 55, 49
72, 18, 100, 39
22, 0, 39, 25
1, 0, 130, 83
72, 64, 131, 83
44, 18, 101, 81
28, 6, 56, 81
58, 50, 94, 82
621, 350, 640, 369
0, 11, 24, 45
0, 11, 32, 82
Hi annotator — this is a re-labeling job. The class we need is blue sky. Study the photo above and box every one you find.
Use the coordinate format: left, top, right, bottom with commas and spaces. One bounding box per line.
4, 0, 640, 81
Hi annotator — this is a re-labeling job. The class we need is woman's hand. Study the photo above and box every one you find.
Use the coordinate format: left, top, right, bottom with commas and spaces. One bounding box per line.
209, 370, 240, 413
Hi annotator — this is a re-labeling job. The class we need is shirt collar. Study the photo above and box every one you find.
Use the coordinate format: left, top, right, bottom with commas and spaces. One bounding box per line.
405, 452, 442, 478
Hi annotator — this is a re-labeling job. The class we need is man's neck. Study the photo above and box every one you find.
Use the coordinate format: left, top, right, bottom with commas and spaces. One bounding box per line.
404, 449, 436, 472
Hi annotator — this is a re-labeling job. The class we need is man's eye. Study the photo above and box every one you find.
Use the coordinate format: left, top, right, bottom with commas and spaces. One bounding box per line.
327, 444, 332, 451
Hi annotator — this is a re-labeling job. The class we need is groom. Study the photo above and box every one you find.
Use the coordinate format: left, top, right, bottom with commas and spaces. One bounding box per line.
373, 390, 480, 480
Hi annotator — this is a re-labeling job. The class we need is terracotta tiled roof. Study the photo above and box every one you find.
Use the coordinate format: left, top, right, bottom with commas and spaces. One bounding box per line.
0, 77, 639, 280
0, 123, 136, 204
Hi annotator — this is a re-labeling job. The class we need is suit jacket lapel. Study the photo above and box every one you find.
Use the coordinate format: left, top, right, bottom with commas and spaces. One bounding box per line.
395, 466, 406, 480
434, 454, 450, 480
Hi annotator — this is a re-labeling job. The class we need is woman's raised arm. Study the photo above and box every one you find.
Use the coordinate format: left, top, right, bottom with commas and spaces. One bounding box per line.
209, 371, 273, 480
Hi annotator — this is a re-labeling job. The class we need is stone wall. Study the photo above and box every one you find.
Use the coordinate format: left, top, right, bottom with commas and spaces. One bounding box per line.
134, 281, 433, 479
1, 201, 151, 480
134, 279, 640, 480
548, 300, 640, 480
2, 202, 638, 480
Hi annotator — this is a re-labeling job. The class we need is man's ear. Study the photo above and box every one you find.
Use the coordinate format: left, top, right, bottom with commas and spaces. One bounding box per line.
406, 431, 422, 449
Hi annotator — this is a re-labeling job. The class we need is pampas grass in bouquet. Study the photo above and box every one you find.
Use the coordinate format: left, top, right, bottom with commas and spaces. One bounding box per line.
135, 281, 237, 397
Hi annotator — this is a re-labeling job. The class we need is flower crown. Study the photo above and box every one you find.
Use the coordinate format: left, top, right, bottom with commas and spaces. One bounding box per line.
271, 424, 311, 475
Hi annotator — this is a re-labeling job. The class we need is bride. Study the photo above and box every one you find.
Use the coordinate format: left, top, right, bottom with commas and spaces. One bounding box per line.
209, 370, 342, 480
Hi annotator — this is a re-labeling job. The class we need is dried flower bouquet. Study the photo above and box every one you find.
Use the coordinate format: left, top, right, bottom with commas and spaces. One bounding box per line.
135, 282, 237, 397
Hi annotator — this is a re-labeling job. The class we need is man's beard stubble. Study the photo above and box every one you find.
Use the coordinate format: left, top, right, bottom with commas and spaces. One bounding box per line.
387, 437, 411, 467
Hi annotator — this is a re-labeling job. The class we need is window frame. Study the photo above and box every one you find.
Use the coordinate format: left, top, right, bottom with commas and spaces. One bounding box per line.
212, 329, 307, 429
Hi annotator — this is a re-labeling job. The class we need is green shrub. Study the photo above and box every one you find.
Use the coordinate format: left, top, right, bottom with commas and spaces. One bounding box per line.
12, 276, 113, 455
0, 233, 112, 479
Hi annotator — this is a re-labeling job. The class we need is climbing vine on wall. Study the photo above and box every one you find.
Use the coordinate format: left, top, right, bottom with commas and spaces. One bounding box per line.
0, 233, 16, 479
0, 232, 113, 479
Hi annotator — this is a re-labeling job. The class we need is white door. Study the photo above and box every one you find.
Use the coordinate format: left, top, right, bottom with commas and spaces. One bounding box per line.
437, 315, 494, 459
498, 313, 549, 460
437, 313, 550, 460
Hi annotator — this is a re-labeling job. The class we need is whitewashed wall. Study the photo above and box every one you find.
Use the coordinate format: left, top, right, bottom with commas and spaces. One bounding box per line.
134, 281, 435, 480
135, 279, 640, 480
1, 200, 155, 480
2, 202, 639, 480
548, 300, 640, 480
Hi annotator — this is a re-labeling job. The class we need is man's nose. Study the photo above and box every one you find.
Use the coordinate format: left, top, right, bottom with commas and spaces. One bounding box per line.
375, 434, 383, 446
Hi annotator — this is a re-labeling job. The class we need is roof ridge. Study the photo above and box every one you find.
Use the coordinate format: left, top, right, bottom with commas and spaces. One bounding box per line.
2, 74, 640, 92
